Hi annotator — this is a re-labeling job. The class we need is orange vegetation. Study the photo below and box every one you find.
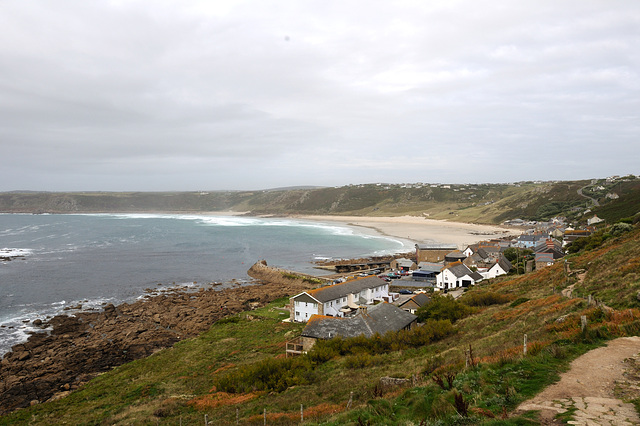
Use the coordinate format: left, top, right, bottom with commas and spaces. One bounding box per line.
247, 403, 345, 423
188, 392, 260, 410
492, 295, 563, 321
211, 363, 236, 375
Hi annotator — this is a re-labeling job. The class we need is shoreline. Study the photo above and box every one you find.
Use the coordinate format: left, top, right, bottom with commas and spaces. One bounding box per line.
0, 264, 317, 415
292, 215, 517, 248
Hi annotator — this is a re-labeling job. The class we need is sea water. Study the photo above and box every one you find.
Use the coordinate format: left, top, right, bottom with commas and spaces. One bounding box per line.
0, 213, 409, 355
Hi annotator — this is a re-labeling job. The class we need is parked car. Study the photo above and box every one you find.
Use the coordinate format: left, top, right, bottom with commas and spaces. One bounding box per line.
398, 289, 413, 295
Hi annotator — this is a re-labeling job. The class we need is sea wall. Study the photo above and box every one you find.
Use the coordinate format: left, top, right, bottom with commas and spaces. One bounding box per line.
248, 259, 331, 287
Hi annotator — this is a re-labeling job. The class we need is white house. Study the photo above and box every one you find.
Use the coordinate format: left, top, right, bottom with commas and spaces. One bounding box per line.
289, 276, 389, 322
483, 256, 513, 279
436, 262, 484, 290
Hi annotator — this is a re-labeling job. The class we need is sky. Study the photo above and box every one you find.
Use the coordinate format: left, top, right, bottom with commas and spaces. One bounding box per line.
1, 1, 639, 191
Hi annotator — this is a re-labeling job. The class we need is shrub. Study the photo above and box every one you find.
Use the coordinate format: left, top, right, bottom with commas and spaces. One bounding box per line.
460, 291, 512, 307
344, 353, 377, 369
608, 222, 633, 237
417, 294, 474, 323
213, 356, 315, 393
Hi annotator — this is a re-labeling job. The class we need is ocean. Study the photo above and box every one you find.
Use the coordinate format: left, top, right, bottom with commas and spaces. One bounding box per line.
0, 213, 409, 356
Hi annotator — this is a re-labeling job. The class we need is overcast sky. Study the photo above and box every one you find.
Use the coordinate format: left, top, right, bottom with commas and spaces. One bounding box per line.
1, 1, 638, 191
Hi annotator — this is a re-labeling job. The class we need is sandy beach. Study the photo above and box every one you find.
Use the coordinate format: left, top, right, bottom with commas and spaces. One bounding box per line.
296, 215, 518, 249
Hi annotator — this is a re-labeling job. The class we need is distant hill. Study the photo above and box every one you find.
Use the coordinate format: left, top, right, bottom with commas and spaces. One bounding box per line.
0, 176, 638, 224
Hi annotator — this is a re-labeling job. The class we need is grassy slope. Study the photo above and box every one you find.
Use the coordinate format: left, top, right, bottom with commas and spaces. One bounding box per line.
3, 226, 640, 425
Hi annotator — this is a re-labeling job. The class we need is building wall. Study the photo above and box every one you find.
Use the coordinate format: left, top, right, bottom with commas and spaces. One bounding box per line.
292, 282, 389, 322
536, 260, 554, 269
416, 248, 454, 263
293, 299, 320, 322
485, 264, 507, 279
436, 269, 457, 289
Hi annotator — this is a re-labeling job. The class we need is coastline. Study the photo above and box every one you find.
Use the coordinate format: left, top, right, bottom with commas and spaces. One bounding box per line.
0, 264, 317, 415
293, 215, 517, 248
0, 212, 515, 415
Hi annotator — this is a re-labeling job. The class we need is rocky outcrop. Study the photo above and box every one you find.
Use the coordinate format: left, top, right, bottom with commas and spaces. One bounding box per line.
0, 265, 319, 415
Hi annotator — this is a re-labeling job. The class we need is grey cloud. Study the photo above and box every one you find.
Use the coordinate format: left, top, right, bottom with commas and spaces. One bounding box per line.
1, 1, 638, 190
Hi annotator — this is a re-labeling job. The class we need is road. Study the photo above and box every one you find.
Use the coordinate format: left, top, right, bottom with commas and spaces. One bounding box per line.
577, 180, 600, 207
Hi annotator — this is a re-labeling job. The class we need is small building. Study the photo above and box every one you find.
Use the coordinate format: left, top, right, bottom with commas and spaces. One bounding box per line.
391, 258, 417, 271
515, 234, 547, 249
398, 293, 431, 314
412, 262, 443, 281
289, 276, 389, 322
587, 215, 605, 226
415, 244, 457, 263
563, 229, 592, 246
444, 250, 467, 265
287, 303, 418, 355
535, 252, 556, 269
483, 255, 513, 279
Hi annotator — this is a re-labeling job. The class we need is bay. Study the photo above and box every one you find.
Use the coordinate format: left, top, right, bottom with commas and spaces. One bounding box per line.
0, 213, 408, 355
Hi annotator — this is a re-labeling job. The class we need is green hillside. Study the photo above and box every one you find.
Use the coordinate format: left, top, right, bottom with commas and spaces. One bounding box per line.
3, 223, 639, 425
1, 176, 639, 224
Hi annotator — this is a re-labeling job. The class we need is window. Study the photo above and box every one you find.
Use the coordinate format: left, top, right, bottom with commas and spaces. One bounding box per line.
295, 311, 300, 316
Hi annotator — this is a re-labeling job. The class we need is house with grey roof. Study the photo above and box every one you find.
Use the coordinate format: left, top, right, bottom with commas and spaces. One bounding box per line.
289, 276, 389, 323
483, 255, 513, 279
535, 252, 556, 269
436, 261, 484, 290
398, 293, 431, 314
286, 303, 418, 355
391, 258, 417, 271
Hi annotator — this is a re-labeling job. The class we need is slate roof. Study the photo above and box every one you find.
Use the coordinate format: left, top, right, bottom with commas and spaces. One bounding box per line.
445, 261, 483, 281
499, 256, 512, 272
535, 253, 555, 263
304, 276, 387, 303
492, 255, 512, 273
399, 293, 431, 309
415, 243, 457, 250
445, 250, 467, 260
417, 262, 445, 273
301, 303, 417, 340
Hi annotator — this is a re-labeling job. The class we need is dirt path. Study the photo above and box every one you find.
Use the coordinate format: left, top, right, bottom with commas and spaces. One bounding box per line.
517, 337, 640, 425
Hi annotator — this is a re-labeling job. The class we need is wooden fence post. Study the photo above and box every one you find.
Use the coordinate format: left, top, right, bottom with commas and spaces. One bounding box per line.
581, 315, 587, 331
523, 334, 527, 356
264, 408, 267, 425
301, 403, 304, 422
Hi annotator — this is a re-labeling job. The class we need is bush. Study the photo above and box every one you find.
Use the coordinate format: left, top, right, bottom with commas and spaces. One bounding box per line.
417, 294, 474, 323
460, 291, 512, 307
344, 353, 377, 369
214, 356, 316, 393
608, 222, 633, 237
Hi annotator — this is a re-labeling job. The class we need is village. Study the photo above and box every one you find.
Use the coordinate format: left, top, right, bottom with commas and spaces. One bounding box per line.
285, 215, 602, 357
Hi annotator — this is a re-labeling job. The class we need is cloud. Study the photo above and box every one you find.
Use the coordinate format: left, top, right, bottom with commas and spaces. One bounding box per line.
0, 0, 638, 190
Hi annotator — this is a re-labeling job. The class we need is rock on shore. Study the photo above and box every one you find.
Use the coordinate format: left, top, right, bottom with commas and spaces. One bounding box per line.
0, 261, 317, 415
